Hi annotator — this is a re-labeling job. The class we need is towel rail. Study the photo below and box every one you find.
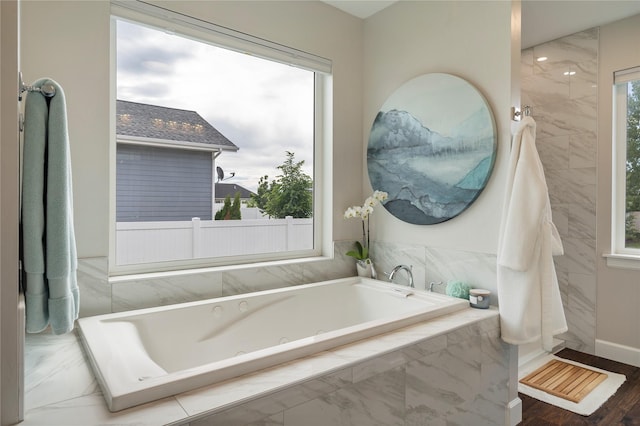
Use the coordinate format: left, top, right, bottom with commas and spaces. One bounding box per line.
18, 72, 56, 101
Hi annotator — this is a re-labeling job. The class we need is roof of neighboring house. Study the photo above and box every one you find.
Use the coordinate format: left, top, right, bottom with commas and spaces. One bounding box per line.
215, 183, 256, 200
116, 100, 239, 151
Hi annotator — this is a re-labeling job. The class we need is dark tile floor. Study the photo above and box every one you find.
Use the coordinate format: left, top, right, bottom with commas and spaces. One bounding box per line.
520, 348, 640, 425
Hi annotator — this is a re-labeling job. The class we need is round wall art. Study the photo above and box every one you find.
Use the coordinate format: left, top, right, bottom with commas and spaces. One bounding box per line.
367, 73, 497, 225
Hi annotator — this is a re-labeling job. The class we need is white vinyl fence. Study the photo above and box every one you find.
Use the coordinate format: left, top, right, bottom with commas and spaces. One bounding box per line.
116, 217, 313, 265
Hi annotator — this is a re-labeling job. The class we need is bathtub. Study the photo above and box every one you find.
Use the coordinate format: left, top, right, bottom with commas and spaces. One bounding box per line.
78, 276, 469, 412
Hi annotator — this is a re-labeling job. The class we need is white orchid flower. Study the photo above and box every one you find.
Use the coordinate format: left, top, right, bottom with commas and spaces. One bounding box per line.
360, 205, 374, 219
373, 190, 388, 202
363, 196, 376, 208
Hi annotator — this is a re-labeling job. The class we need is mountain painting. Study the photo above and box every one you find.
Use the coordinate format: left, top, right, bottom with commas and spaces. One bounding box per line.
367, 73, 497, 225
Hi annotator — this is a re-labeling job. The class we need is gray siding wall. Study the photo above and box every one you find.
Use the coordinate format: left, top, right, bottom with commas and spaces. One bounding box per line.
116, 144, 213, 221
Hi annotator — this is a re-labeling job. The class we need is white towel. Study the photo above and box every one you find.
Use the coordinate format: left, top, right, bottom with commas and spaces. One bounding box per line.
497, 117, 567, 351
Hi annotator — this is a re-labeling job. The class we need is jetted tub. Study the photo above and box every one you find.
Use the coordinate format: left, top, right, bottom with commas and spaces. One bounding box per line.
78, 276, 469, 412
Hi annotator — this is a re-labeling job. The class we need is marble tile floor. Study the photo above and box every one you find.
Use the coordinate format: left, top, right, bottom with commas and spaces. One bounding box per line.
21, 307, 501, 426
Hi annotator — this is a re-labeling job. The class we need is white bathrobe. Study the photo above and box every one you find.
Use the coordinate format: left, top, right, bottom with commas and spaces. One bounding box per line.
497, 117, 567, 351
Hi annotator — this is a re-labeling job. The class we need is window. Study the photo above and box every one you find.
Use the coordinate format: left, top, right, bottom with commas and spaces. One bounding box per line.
110, 2, 331, 275
612, 67, 640, 258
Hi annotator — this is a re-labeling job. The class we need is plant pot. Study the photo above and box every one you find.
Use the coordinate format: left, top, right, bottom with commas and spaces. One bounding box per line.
356, 259, 375, 278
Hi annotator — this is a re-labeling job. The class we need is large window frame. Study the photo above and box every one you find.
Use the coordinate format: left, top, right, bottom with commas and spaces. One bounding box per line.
610, 66, 640, 269
108, 1, 333, 276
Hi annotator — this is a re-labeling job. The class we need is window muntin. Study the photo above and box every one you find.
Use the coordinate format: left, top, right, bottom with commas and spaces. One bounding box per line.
612, 67, 640, 255
110, 6, 329, 275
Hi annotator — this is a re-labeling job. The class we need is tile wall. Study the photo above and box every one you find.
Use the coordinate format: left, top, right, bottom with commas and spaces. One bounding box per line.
181, 315, 510, 426
23, 309, 512, 425
521, 28, 599, 353
77, 239, 498, 319
77, 241, 357, 317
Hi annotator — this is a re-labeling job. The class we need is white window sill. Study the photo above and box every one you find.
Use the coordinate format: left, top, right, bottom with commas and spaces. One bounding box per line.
603, 253, 640, 270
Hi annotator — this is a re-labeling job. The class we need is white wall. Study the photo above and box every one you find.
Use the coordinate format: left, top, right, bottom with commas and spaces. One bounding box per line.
20, 1, 111, 258
362, 1, 516, 255
1, 2, 22, 423
20, 0, 365, 259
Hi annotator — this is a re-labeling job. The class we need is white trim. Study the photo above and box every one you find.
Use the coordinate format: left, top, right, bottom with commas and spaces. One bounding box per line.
610, 71, 640, 259
596, 339, 640, 368
614, 66, 640, 84
108, 3, 329, 276
603, 253, 640, 270
110, 1, 332, 74
506, 398, 522, 426
116, 135, 230, 153
611, 82, 628, 254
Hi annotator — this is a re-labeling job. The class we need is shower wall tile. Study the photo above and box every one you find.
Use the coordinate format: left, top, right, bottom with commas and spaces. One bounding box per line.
569, 59, 598, 99
568, 203, 597, 240
536, 135, 570, 170
567, 183, 597, 209
551, 203, 570, 238
535, 97, 597, 138
112, 271, 223, 312
563, 237, 597, 275
523, 28, 598, 353
77, 257, 110, 317
521, 71, 570, 106
533, 28, 598, 74
569, 133, 597, 168
567, 270, 597, 349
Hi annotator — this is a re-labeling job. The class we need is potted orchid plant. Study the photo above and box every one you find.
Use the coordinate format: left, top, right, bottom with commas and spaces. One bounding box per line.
343, 190, 388, 278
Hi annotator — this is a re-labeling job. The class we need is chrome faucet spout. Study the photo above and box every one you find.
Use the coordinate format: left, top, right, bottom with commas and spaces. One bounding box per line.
388, 264, 414, 288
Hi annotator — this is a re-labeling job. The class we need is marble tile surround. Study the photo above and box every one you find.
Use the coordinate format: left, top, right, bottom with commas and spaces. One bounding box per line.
76, 241, 357, 317
22, 307, 512, 425
371, 241, 498, 301
521, 28, 598, 353
76, 239, 498, 320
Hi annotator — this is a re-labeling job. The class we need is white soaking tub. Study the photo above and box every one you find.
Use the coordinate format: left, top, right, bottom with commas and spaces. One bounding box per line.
78, 276, 469, 412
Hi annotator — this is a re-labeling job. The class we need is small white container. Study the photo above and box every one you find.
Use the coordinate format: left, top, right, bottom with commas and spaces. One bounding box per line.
469, 288, 490, 309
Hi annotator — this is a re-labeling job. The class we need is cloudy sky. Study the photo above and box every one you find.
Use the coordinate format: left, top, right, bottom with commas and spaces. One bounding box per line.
116, 19, 314, 192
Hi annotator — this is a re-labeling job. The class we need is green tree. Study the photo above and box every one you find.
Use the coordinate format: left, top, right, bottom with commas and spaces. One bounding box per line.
626, 81, 640, 245
230, 192, 242, 220
215, 192, 242, 220
251, 152, 313, 219
626, 81, 640, 211
214, 195, 232, 220
250, 175, 274, 215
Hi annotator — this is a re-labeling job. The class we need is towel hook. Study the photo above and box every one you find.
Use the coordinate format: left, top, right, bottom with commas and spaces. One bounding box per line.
511, 105, 532, 121
18, 72, 56, 101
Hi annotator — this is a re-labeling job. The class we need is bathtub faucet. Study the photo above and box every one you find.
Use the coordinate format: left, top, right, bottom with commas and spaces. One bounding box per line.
388, 264, 414, 288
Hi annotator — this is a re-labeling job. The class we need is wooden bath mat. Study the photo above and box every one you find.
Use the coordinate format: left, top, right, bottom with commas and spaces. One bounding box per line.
519, 359, 608, 403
